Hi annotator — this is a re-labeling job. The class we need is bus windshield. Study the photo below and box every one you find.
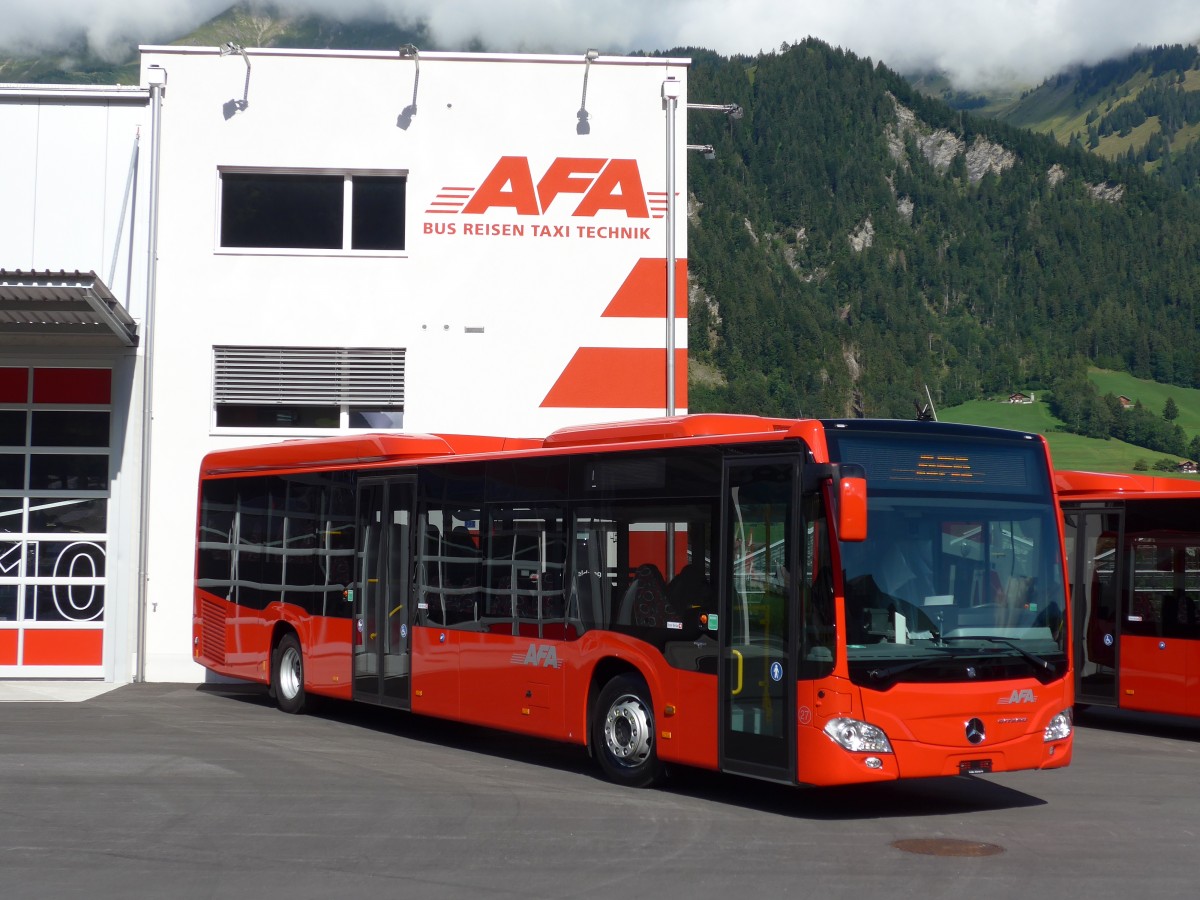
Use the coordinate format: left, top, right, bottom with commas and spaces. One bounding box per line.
824, 425, 1067, 687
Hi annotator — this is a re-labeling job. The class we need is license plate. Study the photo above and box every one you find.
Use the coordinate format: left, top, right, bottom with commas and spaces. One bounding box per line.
959, 760, 993, 775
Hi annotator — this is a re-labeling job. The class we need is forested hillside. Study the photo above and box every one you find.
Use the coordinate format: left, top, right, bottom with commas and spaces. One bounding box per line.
683, 40, 1200, 418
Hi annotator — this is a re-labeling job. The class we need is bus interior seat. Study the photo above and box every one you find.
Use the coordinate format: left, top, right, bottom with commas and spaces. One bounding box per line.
665, 562, 712, 625
617, 563, 670, 627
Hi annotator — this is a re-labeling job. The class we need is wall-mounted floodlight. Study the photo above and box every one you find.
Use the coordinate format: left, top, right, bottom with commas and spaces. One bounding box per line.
397, 44, 420, 129
688, 102, 743, 119
219, 42, 252, 118
577, 49, 600, 135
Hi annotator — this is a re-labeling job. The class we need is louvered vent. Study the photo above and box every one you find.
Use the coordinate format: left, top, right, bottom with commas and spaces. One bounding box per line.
201, 596, 227, 665
213, 346, 406, 405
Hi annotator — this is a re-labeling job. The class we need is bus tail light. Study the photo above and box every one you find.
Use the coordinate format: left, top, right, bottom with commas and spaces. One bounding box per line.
1043, 708, 1073, 742
823, 717, 894, 754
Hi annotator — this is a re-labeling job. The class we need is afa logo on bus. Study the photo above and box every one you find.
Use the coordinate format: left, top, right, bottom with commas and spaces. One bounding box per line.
512, 643, 563, 668
426, 156, 666, 220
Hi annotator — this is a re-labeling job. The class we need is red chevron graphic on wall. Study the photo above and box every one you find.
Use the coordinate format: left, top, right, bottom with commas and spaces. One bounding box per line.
541, 258, 688, 409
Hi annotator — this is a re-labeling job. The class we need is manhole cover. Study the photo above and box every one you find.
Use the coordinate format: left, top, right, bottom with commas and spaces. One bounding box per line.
892, 838, 1005, 857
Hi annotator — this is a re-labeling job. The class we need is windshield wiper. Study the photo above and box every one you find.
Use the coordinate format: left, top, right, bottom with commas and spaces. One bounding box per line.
866, 649, 966, 682
941, 635, 1057, 677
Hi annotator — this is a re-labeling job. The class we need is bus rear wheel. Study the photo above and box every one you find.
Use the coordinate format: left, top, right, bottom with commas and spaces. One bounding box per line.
272, 634, 307, 714
593, 675, 662, 788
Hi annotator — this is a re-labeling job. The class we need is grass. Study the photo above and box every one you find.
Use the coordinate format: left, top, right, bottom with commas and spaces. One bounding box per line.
937, 386, 1200, 478
1087, 368, 1200, 437
1003, 68, 1153, 142
1094, 115, 1161, 160
994, 66, 1200, 173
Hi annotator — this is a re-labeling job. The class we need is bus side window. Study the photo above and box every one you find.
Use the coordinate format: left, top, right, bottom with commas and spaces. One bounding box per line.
441, 520, 480, 627
420, 523, 443, 624
482, 507, 571, 640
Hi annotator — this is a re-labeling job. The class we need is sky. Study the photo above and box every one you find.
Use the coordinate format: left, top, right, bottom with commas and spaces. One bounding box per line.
1, 0, 1198, 90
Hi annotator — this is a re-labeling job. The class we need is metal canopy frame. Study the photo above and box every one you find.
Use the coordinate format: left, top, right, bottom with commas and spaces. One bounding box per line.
0, 270, 139, 346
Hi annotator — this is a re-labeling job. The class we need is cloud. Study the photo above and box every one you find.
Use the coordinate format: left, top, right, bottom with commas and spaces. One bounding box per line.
0, 0, 1197, 87
0, 0, 230, 61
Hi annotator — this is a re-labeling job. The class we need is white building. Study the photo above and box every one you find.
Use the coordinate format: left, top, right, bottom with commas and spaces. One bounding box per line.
0, 47, 691, 683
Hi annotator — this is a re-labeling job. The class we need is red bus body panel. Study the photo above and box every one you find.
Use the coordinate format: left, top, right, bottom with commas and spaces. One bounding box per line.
1119, 635, 1197, 717
194, 591, 354, 700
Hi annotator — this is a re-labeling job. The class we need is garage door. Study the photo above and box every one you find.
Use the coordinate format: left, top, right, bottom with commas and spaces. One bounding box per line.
1, 366, 109, 677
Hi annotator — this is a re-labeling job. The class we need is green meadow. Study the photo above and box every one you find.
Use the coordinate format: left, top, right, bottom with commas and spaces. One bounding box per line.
936, 369, 1200, 477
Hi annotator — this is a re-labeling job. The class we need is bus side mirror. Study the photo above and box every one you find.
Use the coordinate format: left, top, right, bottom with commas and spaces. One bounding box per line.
837, 467, 867, 542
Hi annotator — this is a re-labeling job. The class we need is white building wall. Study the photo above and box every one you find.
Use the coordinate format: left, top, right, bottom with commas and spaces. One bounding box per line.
139, 48, 690, 682
0, 87, 150, 313
0, 85, 152, 683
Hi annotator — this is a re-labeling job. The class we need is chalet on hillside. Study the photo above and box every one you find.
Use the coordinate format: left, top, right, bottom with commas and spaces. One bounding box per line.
1118, 395, 1134, 409
1008, 392, 1034, 404
1177, 461, 1198, 474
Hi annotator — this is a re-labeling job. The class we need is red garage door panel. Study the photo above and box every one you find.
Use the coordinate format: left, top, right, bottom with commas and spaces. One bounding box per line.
0, 631, 17, 665
23, 629, 103, 666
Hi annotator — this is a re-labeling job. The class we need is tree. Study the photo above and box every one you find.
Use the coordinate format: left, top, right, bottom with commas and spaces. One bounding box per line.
1164, 396, 1180, 420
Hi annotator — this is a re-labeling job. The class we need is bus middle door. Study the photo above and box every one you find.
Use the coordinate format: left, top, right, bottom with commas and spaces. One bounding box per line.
354, 476, 415, 709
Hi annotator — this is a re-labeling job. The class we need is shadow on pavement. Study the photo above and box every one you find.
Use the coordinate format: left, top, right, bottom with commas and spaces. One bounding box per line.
194, 682, 1049, 820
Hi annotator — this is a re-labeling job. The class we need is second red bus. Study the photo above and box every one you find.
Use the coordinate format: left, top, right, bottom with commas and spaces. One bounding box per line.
1058, 469, 1200, 717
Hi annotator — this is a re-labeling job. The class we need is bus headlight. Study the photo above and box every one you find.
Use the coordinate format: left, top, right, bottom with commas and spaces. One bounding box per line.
1043, 708, 1073, 742
823, 717, 894, 753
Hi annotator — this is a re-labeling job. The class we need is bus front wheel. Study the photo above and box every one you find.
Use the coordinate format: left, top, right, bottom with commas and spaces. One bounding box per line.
272, 634, 307, 714
593, 675, 662, 788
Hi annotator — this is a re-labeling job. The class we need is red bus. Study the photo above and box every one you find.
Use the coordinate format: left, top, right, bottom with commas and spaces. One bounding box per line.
1057, 469, 1200, 717
194, 414, 1073, 787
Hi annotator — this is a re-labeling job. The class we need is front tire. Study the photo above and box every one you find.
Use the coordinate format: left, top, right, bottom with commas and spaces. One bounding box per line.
592, 674, 662, 788
272, 633, 307, 714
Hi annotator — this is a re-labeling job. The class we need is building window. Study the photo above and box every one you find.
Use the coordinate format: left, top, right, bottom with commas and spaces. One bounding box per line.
212, 346, 405, 431
219, 171, 406, 252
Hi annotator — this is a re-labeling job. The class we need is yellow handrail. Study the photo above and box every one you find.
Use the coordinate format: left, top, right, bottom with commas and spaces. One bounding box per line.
731, 648, 743, 696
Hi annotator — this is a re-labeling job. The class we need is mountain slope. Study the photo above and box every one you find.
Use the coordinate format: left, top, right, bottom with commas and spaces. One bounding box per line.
984, 44, 1200, 195
684, 40, 1200, 418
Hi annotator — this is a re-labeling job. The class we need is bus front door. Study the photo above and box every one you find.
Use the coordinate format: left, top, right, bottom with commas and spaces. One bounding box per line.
1064, 507, 1122, 708
719, 457, 798, 783
354, 477, 416, 708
